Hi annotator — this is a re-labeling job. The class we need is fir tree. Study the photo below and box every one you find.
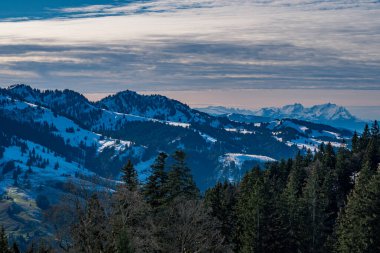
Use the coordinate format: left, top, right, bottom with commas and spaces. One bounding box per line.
116, 228, 134, 253
300, 162, 328, 253
205, 181, 238, 248
262, 162, 290, 253
360, 124, 370, 151
314, 143, 325, 162
73, 194, 109, 252
356, 137, 379, 188
12, 242, 20, 253
279, 152, 307, 253
334, 147, 354, 208
0, 226, 10, 253
236, 167, 266, 253
351, 131, 359, 153
322, 142, 336, 172
121, 160, 139, 191
166, 150, 199, 201
305, 149, 314, 166
286, 152, 307, 197
335, 166, 380, 253
371, 120, 379, 139
143, 152, 168, 208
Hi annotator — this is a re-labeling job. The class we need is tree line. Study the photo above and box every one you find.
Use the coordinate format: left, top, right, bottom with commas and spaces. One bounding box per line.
1, 121, 380, 252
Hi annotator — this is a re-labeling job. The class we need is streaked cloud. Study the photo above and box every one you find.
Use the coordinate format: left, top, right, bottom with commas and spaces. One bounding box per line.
59, 5, 114, 14
0, 0, 379, 94
56, 0, 218, 18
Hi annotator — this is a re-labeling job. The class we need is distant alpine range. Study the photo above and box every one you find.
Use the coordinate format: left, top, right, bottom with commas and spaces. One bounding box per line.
1, 84, 356, 187
0, 84, 369, 244
197, 103, 367, 131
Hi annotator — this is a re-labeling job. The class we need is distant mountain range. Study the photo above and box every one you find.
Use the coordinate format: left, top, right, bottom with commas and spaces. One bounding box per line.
197, 103, 367, 131
0, 84, 356, 243
0, 85, 354, 188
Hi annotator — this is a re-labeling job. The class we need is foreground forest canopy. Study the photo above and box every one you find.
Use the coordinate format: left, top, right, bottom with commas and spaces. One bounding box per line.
1, 121, 380, 253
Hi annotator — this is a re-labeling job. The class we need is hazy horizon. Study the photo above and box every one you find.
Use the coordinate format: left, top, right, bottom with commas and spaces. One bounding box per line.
2, 83, 380, 119
85, 88, 380, 120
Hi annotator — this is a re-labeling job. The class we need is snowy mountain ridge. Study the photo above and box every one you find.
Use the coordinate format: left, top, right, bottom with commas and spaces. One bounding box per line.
97, 90, 214, 124
197, 103, 366, 131
1, 85, 354, 189
255, 103, 355, 121
0, 85, 355, 243
194, 106, 257, 116
198, 103, 356, 121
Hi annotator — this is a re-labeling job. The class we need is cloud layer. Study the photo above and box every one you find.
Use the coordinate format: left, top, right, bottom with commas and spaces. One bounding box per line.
0, 0, 379, 93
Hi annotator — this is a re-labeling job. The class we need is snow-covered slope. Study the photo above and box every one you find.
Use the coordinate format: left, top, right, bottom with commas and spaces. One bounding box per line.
217, 153, 276, 182
267, 119, 351, 153
5, 85, 193, 132
0, 85, 357, 248
197, 103, 355, 121
255, 103, 354, 121
195, 106, 256, 116
255, 103, 366, 131
0, 94, 142, 157
1, 85, 353, 188
197, 103, 367, 131
0, 134, 118, 244
97, 90, 213, 124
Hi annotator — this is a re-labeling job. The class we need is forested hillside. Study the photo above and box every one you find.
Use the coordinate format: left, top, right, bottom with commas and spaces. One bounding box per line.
1, 122, 379, 253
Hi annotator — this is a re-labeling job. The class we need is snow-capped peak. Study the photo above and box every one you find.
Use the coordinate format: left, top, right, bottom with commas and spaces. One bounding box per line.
255, 103, 356, 122
281, 103, 305, 114
308, 103, 353, 120
97, 89, 212, 124
194, 106, 256, 116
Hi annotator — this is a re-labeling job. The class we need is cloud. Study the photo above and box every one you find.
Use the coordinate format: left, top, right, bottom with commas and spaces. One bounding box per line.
55, 0, 219, 18
0, 41, 378, 93
52, 0, 380, 18
0, 0, 378, 92
59, 5, 114, 14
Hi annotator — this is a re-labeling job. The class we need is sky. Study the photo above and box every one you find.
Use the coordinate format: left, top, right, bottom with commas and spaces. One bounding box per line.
0, 0, 379, 118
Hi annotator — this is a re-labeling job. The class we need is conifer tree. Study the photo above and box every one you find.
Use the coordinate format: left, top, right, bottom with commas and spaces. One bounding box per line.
315, 143, 339, 239
335, 166, 380, 253
143, 152, 168, 208
279, 152, 307, 252
0, 226, 11, 253
371, 120, 379, 139
166, 150, 199, 201
314, 143, 325, 162
300, 162, 328, 253
116, 228, 134, 253
305, 149, 313, 166
360, 124, 370, 151
351, 131, 359, 153
236, 168, 266, 253
286, 152, 307, 197
262, 162, 290, 253
205, 181, 238, 248
12, 242, 20, 253
371, 121, 380, 157
322, 142, 336, 172
73, 194, 109, 252
334, 147, 354, 208
353, 137, 379, 195
121, 160, 139, 191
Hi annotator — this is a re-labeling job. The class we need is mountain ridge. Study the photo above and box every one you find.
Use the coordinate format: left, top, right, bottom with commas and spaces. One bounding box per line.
0, 85, 354, 186
96, 90, 219, 127
0, 84, 356, 245
197, 103, 367, 131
